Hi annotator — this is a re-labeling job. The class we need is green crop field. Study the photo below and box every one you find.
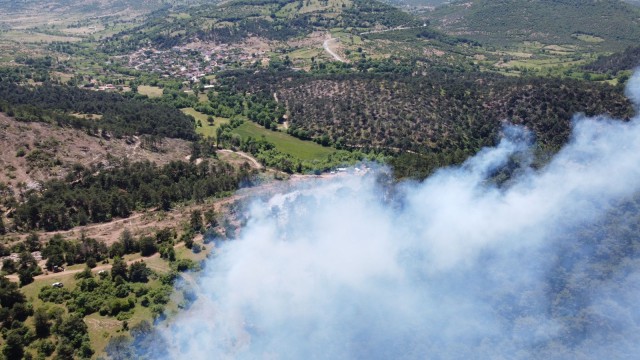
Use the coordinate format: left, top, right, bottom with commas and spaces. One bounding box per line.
233, 122, 336, 160
0, 30, 82, 43
182, 108, 230, 139
138, 85, 164, 98
573, 34, 604, 43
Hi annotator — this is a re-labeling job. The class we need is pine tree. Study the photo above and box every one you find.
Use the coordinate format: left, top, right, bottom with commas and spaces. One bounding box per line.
111, 257, 128, 281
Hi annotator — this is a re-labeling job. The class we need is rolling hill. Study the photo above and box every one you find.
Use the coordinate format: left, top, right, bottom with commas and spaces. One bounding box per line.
428, 0, 640, 51
583, 46, 640, 75
0, 0, 199, 14
0, 0, 210, 31
100, 0, 420, 53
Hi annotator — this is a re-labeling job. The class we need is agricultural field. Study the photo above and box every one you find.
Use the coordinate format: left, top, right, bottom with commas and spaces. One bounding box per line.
182, 107, 231, 138
233, 122, 336, 161
138, 85, 164, 98
0, 30, 82, 43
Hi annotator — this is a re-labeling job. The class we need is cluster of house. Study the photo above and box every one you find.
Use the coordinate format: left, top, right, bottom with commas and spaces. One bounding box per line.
126, 43, 264, 81
97, 84, 117, 91
81, 80, 120, 92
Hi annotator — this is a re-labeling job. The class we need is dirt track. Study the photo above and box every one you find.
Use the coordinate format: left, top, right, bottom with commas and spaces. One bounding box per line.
323, 37, 346, 63
218, 149, 263, 169
5, 250, 166, 283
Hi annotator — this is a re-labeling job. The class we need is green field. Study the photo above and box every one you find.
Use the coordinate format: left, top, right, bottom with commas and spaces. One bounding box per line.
182, 108, 230, 138
289, 48, 323, 60
233, 122, 336, 160
573, 34, 605, 43
0, 30, 82, 43
138, 85, 164, 98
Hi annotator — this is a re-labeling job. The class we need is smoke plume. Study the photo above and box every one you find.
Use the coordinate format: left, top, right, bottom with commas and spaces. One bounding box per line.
156, 71, 640, 359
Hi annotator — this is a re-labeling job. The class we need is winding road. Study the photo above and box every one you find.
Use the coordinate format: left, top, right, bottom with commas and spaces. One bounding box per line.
323, 38, 346, 63
218, 149, 263, 169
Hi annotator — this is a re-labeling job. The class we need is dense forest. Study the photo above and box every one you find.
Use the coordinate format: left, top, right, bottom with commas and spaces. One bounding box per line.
430, 0, 640, 50
10, 159, 253, 232
0, 81, 197, 140
223, 70, 633, 156
583, 45, 640, 74
187, 65, 636, 178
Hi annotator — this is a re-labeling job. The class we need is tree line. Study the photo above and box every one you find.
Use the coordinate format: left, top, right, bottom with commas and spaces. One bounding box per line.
11, 159, 253, 232
0, 80, 198, 141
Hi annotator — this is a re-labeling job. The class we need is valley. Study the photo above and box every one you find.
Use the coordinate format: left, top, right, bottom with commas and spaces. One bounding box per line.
1, 0, 640, 359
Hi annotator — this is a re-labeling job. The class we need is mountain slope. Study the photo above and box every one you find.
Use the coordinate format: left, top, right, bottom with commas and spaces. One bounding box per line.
429, 0, 640, 50
0, 0, 197, 14
101, 0, 419, 53
583, 46, 640, 75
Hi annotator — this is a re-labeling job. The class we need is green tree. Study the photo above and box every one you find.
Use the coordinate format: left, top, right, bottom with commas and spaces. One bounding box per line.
204, 209, 218, 228
190, 210, 203, 232
45, 252, 65, 271
18, 251, 39, 286
2, 330, 24, 359
10, 302, 32, 321
105, 335, 133, 360
159, 189, 172, 211
0, 275, 25, 308
109, 241, 125, 258
119, 229, 137, 254
75, 266, 93, 280
34, 308, 51, 338
111, 257, 128, 281
139, 236, 157, 257
215, 126, 223, 147
54, 343, 75, 360
2, 259, 16, 274
55, 313, 90, 349
129, 261, 150, 283
25, 232, 40, 252
0, 215, 5, 235
161, 246, 176, 262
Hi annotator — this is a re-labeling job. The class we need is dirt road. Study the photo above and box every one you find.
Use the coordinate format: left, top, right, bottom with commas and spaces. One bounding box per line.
5, 252, 163, 283
323, 37, 346, 63
218, 149, 263, 169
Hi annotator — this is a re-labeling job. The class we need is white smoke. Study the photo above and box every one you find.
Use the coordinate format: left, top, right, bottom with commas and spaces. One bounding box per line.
156, 73, 640, 359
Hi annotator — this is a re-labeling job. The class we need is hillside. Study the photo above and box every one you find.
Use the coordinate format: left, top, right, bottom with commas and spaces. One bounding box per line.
89, 0, 476, 77
0, 112, 191, 192
101, 0, 420, 53
0, 0, 210, 36
429, 0, 640, 51
235, 71, 635, 173
0, 0, 200, 17
383, 0, 450, 7
583, 46, 640, 75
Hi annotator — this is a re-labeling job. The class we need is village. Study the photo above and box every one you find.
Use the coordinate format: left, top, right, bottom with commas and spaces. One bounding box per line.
125, 42, 268, 81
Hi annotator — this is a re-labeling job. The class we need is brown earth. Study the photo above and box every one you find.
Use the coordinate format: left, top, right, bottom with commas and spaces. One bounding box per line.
0, 112, 191, 192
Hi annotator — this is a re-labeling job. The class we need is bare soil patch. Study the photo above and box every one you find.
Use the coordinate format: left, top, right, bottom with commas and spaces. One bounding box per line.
0, 112, 191, 191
